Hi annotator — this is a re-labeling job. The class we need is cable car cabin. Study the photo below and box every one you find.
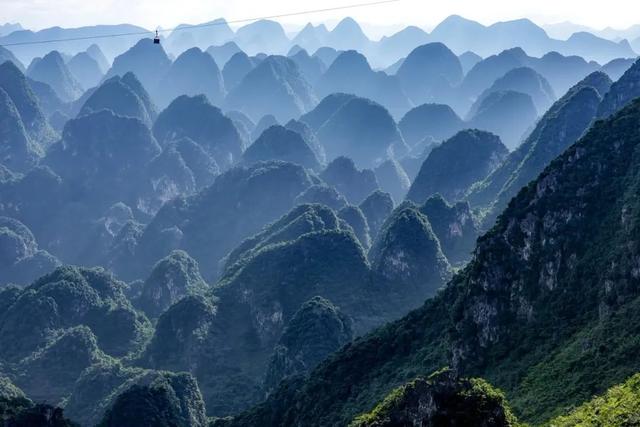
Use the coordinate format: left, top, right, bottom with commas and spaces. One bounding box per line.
153, 30, 160, 44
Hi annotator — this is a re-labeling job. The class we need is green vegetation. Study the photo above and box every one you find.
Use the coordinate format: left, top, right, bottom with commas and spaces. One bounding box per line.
547, 373, 640, 426
351, 369, 520, 427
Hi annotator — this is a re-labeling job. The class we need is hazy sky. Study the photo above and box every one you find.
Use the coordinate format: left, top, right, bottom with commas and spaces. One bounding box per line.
3, 0, 640, 34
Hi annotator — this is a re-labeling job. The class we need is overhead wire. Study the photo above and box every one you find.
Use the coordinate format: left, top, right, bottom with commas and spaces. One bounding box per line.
0, 0, 402, 47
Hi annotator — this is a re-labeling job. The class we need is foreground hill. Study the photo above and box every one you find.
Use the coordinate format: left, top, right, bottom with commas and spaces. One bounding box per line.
217, 97, 640, 425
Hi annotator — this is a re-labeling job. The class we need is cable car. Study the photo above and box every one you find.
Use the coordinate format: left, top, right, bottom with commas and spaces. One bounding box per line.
153, 30, 160, 44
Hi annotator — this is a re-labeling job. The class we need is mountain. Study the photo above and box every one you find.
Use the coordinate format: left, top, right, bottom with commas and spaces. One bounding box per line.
468, 90, 538, 149
153, 94, 243, 170
601, 57, 637, 81
0, 266, 151, 363
225, 55, 317, 122
222, 51, 255, 91
134, 250, 208, 318
288, 49, 326, 85
338, 205, 371, 249
263, 296, 354, 393
299, 92, 355, 131
104, 38, 172, 103
459, 51, 482, 74
234, 20, 290, 55
284, 119, 326, 164
0, 216, 59, 285
468, 71, 611, 224
79, 73, 157, 127
166, 18, 234, 54
368, 202, 451, 298
315, 50, 411, 118
316, 96, 406, 169
0, 23, 22, 37
242, 125, 321, 171
532, 51, 598, 96
407, 129, 508, 204
459, 47, 531, 103
294, 185, 347, 211
349, 369, 519, 427
156, 47, 225, 108
398, 103, 465, 146
395, 43, 463, 106
468, 67, 556, 117
291, 23, 330, 55
250, 114, 278, 142
374, 159, 410, 203
312, 46, 341, 68
206, 41, 242, 68
597, 59, 640, 118
375, 26, 431, 68
0, 24, 148, 65
359, 190, 394, 240
86, 44, 110, 72
44, 110, 161, 217
429, 15, 635, 63
326, 18, 371, 52
67, 51, 103, 89
419, 195, 479, 266
320, 157, 379, 205
26, 51, 83, 101
0, 61, 56, 147
217, 93, 640, 427
0, 46, 24, 71
120, 161, 316, 280
0, 87, 42, 172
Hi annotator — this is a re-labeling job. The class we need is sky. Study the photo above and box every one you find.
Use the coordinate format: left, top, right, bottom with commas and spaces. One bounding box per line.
2, 0, 640, 35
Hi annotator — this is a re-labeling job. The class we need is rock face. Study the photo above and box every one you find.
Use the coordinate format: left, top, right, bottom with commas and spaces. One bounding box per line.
79, 73, 157, 127
316, 97, 406, 169
0, 61, 56, 147
264, 297, 354, 393
351, 369, 519, 427
407, 129, 508, 204
135, 250, 209, 318
153, 94, 243, 170
242, 125, 321, 171
468, 90, 538, 149
467, 71, 611, 222
338, 205, 371, 250
27, 51, 83, 101
396, 42, 463, 106
67, 51, 104, 89
97, 372, 208, 427
468, 67, 556, 116
320, 157, 379, 205
369, 202, 451, 302
419, 195, 478, 266
398, 103, 465, 146
359, 190, 394, 240
224, 99, 640, 427
225, 55, 317, 122
157, 47, 225, 108
0, 216, 60, 286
